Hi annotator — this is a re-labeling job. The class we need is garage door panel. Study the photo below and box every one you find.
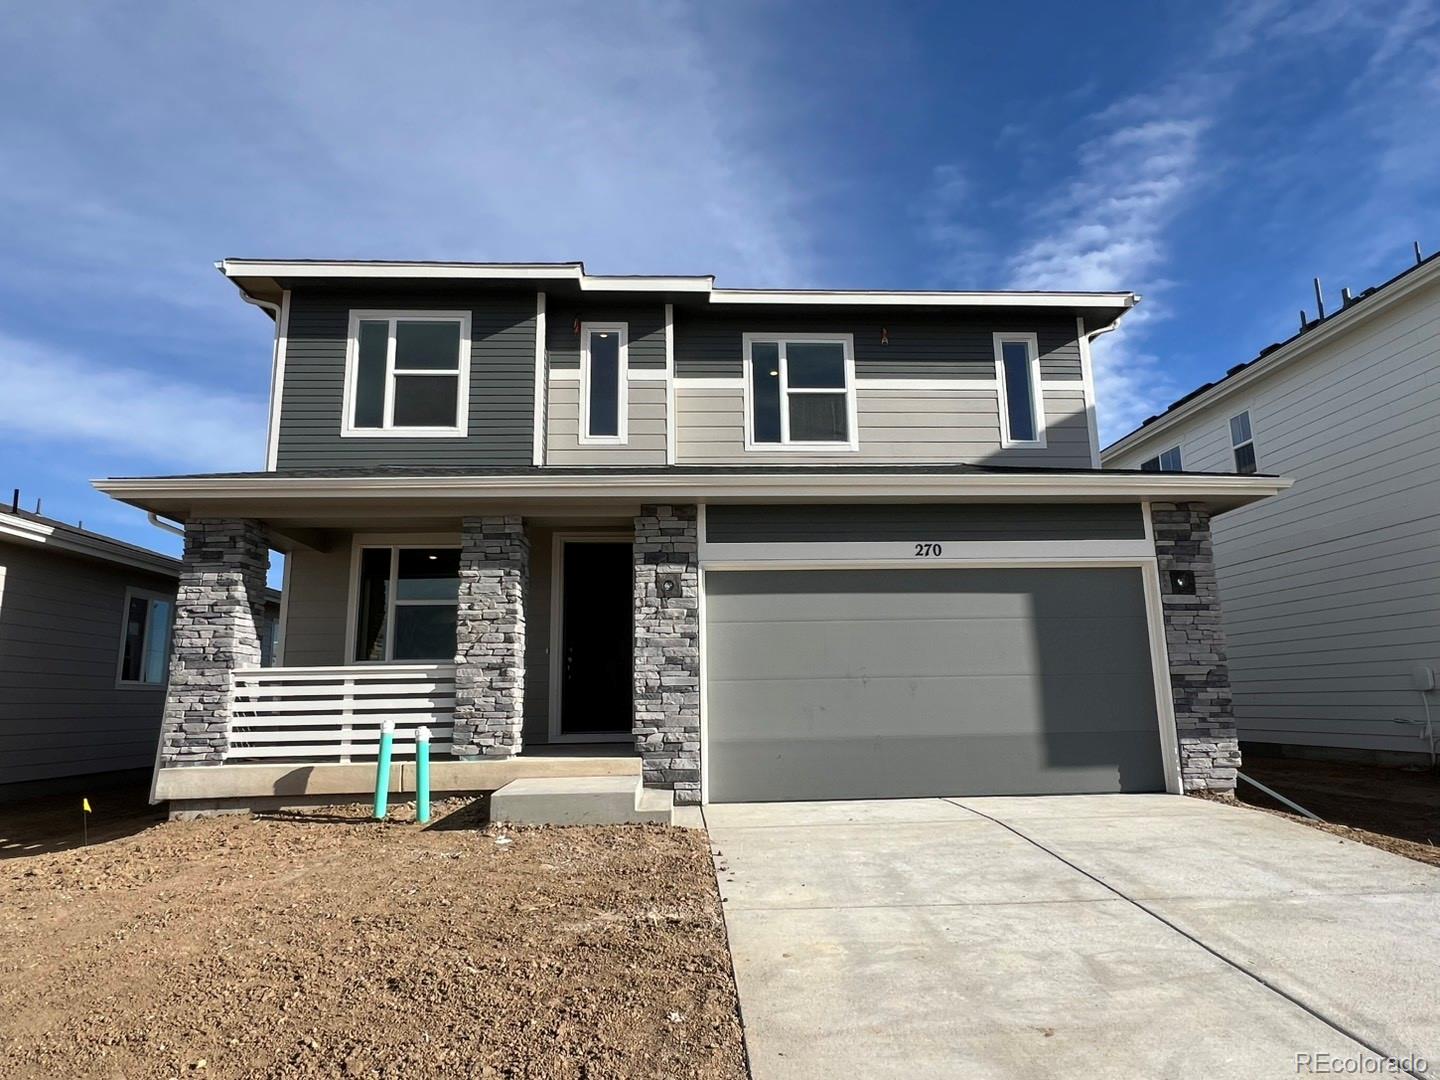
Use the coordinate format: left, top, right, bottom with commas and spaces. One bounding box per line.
709, 674, 1160, 740
706, 567, 1166, 801
709, 614, 1154, 678
708, 732, 1167, 802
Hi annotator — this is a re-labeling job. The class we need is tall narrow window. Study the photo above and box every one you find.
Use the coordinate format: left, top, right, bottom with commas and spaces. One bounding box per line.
1140, 446, 1183, 472
117, 589, 174, 686
352, 546, 460, 662
994, 333, 1043, 447
1230, 411, 1257, 474
744, 335, 855, 448
581, 323, 627, 442
345, 311, 470, 435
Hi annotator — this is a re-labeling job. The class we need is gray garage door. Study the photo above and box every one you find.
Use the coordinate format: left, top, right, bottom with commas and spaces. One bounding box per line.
706, 567, 1165, 802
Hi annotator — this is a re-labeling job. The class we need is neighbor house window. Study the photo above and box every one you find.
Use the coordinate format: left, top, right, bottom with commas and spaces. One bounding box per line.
352, 546, 460, 662
117, 588, 173, 685
993, 333, 1044, 447
580, 322, 628, 443
1230, 411, 1257, 474
1140, 446, 1183, 472
744, 334, 856, 448
344, 311, 470, 436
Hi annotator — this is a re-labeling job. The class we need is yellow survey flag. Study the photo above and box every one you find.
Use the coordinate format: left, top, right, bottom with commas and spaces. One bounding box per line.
82, 798, 91, 813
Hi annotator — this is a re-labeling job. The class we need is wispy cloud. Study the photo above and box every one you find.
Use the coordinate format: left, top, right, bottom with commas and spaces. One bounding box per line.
0, 333, 266, 472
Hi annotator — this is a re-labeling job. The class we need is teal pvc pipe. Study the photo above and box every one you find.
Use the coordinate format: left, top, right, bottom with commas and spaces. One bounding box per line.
373, 722, 395, 820
416, 729, 431, 825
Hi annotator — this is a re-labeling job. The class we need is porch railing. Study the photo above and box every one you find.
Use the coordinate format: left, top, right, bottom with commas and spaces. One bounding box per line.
226, 664, 457, 763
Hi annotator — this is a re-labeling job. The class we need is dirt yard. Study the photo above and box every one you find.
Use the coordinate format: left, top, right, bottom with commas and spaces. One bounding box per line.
0, 800, 748, 1080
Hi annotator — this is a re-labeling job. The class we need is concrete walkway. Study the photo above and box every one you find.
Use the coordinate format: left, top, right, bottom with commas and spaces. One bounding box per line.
705, 795, 1440, 1080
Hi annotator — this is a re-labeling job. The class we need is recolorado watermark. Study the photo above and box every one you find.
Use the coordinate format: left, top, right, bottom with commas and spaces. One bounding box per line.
1296, 1052, 1429, 1074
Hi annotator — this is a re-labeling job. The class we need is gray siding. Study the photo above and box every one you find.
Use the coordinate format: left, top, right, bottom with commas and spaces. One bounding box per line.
1106, 281, 1440, 756
546, 301, 667, 370
545, 381, 668, 465
706, 503, 1144, 543
0, 542, 176, 784
674, 310, 1081, 380
276, 288, 537, 468
280, 543, 354, 667
676, 385, 1093, 467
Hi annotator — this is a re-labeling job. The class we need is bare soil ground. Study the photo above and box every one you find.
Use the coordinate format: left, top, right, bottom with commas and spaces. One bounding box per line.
1213, 755, 1440, 868
0, 799, 748, 1080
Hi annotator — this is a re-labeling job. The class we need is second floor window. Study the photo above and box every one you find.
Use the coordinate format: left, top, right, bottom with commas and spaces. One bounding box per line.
581, 323, 628, 442
344, 311, 470, 436
1140, 446, 1183, 472
1230, 411, 1257, 474
993, 333, 1045, 447
744, 334, 857, 448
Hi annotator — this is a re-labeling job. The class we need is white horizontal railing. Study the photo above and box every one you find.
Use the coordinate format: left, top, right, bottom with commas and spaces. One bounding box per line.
226, 664, 457, 763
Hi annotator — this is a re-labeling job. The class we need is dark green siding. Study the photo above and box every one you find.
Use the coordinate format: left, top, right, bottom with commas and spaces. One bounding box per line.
673, 310, 1081, 380
275, 288, 537, 469
705, 503, 1145, 543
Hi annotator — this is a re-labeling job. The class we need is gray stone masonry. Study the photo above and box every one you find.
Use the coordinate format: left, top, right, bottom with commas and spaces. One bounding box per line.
452, 516, 529, 759
160, 519, 270, 766
1153, 502, 1241, 792
633, 504, 701, 804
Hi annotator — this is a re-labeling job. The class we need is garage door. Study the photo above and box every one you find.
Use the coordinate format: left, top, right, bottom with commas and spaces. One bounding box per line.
705, 567, 1165, 802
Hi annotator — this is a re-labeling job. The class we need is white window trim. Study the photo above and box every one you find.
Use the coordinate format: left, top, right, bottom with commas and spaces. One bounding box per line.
343, 534, 462, 665
1230, 411, 1257, 473
1142, 445, 1183, 472
993, 332, 1046, 449
115, 586, 174, 688
741, 332, 860, 452
578, 321, 629, 445
341, 310, 472, 438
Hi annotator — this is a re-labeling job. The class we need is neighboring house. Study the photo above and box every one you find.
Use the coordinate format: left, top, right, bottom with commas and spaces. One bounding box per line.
95, 259, 1284, 815
0, 507, 280, 790
1103, 252, 1440, 767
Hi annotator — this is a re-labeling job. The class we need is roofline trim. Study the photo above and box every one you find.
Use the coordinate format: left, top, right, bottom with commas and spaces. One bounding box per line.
0, 513, 181, 578
216, 260, 1139, 309
94, 470, 1289, 508
1102, 253, 1440, 460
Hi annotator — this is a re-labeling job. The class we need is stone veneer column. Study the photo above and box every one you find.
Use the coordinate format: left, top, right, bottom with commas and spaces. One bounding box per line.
160, 519, 270, 766
633, 504, 701, 804
451, 516, 529, 759
1152, 502, 1241, 792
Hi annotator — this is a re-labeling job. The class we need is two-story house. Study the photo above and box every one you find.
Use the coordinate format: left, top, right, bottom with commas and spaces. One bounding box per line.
1103, 252, 1440, 770
96, 260, 1285, 818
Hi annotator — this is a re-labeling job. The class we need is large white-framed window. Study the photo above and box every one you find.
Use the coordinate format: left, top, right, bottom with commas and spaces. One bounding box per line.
1230, 410, 1257, 474
579, 321, 629, 444
346, 539, 461, 663
742, 332, 859, 450
993, 332, 1045, 448
1140, 445, 1183, 472
342, 310, 471, 437
115, 587, 174, 687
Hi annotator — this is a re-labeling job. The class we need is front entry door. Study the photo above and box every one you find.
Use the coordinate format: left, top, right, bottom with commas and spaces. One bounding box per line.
557, 541, 633, 738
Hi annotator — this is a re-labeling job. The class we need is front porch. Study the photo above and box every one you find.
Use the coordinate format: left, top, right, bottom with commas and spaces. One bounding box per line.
154, 507, 701, 811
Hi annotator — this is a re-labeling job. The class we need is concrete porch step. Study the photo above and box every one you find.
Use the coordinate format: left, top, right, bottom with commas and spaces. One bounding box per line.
490, 775, 674, 826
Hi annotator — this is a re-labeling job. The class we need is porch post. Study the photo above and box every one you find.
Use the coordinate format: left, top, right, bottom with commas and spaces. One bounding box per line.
1152, 502, 1241, 792
451, 516, 529, 759
160, 519, 270, 766
633, 504, 701, 804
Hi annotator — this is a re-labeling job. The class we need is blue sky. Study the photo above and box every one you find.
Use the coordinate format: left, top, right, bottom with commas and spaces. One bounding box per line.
3, 0, 1438, 562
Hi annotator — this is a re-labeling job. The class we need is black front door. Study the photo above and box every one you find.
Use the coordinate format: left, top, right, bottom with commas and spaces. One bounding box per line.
558, 541, 633, 736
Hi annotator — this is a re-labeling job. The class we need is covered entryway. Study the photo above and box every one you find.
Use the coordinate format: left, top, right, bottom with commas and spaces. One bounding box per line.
705, 567, 1166, 802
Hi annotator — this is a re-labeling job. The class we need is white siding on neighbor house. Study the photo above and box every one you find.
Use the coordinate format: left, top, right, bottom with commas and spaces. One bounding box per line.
0, 542, 176, 784
545, 380, 668, 465
675, 384, 1094, 467
1107, 283, 1440, 756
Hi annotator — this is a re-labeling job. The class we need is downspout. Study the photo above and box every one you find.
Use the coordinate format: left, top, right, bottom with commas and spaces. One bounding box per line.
147, 512, 185, 538
236, 290, 285, 471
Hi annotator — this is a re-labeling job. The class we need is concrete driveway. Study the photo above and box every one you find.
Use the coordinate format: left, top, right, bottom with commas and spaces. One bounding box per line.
705, 795, 1440, 1080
